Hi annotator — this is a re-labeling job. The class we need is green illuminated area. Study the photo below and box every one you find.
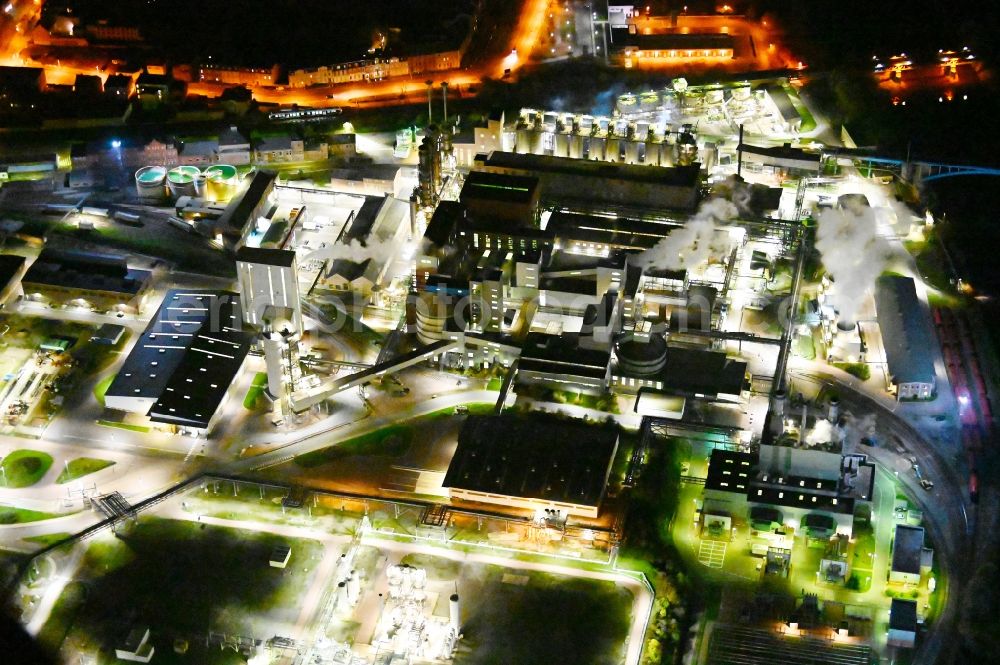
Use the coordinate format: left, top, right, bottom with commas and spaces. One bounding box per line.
55, 458, 116, 484
0, 450, 54, 488
660, 439, 941, 654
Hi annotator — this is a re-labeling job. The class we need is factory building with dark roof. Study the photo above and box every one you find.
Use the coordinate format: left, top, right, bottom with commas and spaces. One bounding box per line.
21, 249, 152, 315
874, 275, 936, 400
443, 414, 620, 518
474, 152, 701, 212
104, 290, 254, 435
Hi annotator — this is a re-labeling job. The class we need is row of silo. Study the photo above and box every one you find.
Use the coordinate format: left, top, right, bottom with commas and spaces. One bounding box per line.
134, 163, 239, 202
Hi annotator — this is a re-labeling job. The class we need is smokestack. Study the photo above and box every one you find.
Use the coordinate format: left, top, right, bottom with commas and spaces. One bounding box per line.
408, 192, 418, 239
769, 389, 787, 436
426, 80, 434, 123
449, 593, 461, 633
737, 124, 744, 178
441, 82, 449, 126
798, 403, 807, 446
828, 396, 840, 422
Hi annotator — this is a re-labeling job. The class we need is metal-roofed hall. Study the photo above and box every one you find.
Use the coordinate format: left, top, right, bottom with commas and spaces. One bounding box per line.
443, 414, 619, 518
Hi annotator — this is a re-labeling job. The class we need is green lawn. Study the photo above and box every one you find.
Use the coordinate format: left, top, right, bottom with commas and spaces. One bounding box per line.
793, 333, 816, 360
0, 506, 63, 524
0, 450, 54, 488
43, 517, 323, 662
833, 362, 871, 381
96, 419, 150, 433
37, 581, 86, 654
23, 533, 72, 547
56, 458, 115, 484
244, 372, 269, 410
295, 424, 413, 468
92, 374, 114, 407
456, 569, 632, 665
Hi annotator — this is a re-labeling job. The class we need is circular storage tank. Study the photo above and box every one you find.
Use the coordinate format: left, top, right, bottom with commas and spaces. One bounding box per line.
166, 165, 201, 198
615, 334, 667, 376
203, 164, 239, 202
134, 165, 167, 201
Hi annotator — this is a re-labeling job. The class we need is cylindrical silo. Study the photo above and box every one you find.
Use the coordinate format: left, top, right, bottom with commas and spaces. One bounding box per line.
553, 132, 569, 158
166, 165, 200, 198
134, 165, 167, 201
589, 136, 606, 161
624, 139, 639, 164
263, 333, 285, 399
450, 593, 461, 633
516, 127, 532, 153
606, 137, 620, 163
204, 164, 238, 202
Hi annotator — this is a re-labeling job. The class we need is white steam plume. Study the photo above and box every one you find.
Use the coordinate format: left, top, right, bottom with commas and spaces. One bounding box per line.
634, 198, 738, 271
815, 204, 891, 326
305, 237, 407, 265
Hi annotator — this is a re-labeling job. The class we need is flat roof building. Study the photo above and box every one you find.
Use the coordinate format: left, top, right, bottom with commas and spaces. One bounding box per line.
213, 170, 278, 251
235, 246, 302, 333
890, 524, 929, 586
22, 249, 152, 314
104, 290, 253, 435
443, 414, 619, 518
874, 275, 936, 400
475, 151, 700, 212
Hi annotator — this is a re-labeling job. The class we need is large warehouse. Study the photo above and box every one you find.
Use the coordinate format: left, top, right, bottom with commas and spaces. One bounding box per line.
104, 290, 254, 435
443, 414, 620, 518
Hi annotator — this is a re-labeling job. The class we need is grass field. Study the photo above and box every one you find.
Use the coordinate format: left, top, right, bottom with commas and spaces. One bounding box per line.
56, 458, 115, 484
23, 533, 72, 547
0, 450, 54, 488
40, 517, 324, 663
455, 568, 632, 665
0, 506, 63, 524
92, 374, 114, 407
294, 423, 413, 468
96, 419, 150, 433
243, 372, 268, 410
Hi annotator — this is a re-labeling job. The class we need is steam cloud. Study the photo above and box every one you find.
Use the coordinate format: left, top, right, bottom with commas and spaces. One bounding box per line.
634, 197, 738, 271
305, 237, 409, 267
815, 203, 892, 325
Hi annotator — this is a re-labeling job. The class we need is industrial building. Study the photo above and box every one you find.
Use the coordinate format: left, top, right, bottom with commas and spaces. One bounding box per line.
0, 254, 27, 307
702, 434, 875, 540
104, 290, 253, 435
21, 249, 153, 315
737, 143, 822, 179
474, 152, 701, 212
874, 275, 936, 400
443, 414, 620, 518
210, 169, 279, 251
236, 247, 302, 333
889, 524, 932, 586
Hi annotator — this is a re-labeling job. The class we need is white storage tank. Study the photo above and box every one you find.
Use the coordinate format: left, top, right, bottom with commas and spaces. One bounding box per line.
134, 165, 167, 201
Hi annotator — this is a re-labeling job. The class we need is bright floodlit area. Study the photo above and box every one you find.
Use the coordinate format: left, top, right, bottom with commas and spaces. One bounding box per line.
23, 478, 639, 665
